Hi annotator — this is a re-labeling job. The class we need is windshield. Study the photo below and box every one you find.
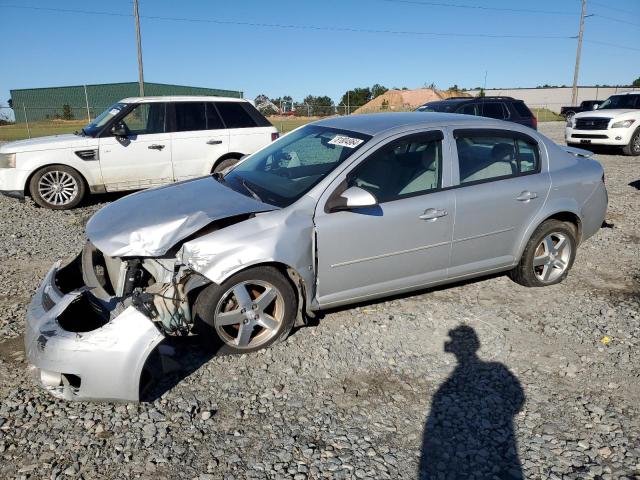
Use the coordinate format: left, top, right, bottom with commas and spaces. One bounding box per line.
416, 101, 459, 113
223, 125, 371, 208
83, 103, 127, 136
598, 95, 640, 110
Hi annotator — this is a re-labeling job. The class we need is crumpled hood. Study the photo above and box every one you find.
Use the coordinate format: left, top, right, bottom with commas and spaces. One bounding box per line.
574, 109, 638, 119
0, 134, 97, 153
86, 176, 278, 257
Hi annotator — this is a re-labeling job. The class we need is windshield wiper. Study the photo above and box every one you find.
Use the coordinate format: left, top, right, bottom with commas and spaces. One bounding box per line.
240, 178, 262, 202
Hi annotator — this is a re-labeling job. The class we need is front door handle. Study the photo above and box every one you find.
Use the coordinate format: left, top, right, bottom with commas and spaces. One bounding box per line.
148, 144, 165, 150
419, 208, 448, 221
516, 191, 538, 202
207, 139, 223, 145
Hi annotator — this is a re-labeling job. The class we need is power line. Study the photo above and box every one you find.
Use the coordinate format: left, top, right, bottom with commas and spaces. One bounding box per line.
589, 1, 639, 16
592, 14, 640, 29
584, 40, 640, 52
0, 4, 572, 39
381, 0, 575, 15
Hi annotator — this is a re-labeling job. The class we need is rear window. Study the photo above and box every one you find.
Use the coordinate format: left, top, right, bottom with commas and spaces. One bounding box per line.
240, 102, 272, 127
512, 101, 533, 118
216, 102, 258, 128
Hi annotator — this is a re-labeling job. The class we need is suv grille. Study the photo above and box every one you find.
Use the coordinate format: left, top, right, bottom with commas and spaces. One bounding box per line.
575, 117, 610, 130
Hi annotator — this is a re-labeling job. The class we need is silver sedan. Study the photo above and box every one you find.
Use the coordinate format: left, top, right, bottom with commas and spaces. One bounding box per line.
25, 113, 607, 401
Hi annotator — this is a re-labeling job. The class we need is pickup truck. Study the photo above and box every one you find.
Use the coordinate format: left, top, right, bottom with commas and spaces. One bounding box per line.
560, 100, 603, 119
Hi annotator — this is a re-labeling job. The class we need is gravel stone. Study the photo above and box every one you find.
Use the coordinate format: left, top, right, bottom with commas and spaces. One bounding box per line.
0, 124, 638, 478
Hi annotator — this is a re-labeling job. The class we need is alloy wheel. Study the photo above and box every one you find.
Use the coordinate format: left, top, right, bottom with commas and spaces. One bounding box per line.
214, 280, 284, 349
532, 232, 572, 283
633, 132, 640, 154
38, 171, 79, 206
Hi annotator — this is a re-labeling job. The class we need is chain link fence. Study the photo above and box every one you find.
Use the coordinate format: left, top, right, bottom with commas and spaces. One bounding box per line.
0, 102, 569, 142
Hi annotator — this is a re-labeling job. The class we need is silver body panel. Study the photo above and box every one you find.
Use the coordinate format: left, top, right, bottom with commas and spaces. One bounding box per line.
25, 113, 608, 401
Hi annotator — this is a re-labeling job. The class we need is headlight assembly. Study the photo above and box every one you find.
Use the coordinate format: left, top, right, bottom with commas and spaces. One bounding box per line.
611, 119, 635, 128
0, 152, 16, 168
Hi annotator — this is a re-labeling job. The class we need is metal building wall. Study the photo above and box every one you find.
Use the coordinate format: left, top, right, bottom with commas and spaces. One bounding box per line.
10, 82, 243, 123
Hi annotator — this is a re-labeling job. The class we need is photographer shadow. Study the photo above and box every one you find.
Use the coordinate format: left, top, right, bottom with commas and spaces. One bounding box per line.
419, 325, 525, 480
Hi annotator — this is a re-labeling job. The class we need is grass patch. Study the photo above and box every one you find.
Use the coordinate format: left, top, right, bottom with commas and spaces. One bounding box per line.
0, 120, 86, 141
267, 116, 317, 134
530, 108, 564, 122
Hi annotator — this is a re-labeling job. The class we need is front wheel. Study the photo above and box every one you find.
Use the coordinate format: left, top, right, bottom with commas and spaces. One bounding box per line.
509, 219, 577, 287
622, 128, 640, 156
194, 266, 297, 354
213, 157, 240, 173
29, 165, 86, 209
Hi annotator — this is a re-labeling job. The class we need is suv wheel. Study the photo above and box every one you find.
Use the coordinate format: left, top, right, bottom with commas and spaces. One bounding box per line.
29, 165, 86, 209
622, 128, 640, 156
509, 219, 577, 287
213, 157, 240, 173
194, 266, 297, 354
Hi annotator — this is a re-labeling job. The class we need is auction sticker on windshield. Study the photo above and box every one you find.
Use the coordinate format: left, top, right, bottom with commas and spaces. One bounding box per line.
328, 135, 365, 148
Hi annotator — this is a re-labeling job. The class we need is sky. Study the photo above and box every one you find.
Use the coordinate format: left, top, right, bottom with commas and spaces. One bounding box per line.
1, 0, 639, 109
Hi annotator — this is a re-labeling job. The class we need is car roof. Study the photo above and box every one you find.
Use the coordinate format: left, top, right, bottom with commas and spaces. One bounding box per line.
313, 112, 492, 136
119, 96, 248, 103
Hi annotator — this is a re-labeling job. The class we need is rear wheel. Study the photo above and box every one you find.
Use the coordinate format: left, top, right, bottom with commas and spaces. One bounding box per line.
622, 128, 640, 156
29, 165, 86, 209
213, 157, 240, 173
509, 220, 577, 287
194, 266, 297, 354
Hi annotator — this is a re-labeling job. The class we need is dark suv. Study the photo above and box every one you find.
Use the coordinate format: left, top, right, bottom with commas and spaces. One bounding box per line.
416, 96, 537, 129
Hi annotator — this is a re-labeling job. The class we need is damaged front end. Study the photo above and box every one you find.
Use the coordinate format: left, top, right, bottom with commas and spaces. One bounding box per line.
24, 242, 203, 401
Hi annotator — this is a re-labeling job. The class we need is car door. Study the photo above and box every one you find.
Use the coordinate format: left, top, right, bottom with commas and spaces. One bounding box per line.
99, 102, 173, 191
170, 102, 230, 181
216, 101, 273, 155
449, 128, 551, 278
314, 130, 455, 307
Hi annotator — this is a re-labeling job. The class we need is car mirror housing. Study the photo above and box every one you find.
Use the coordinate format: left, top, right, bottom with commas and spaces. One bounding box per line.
328, 186, 378, 212
111, 122, 128, 137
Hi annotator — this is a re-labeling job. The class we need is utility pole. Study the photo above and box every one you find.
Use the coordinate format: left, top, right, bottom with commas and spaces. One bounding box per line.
571, 0, 588, 106
133, 0, 145, 96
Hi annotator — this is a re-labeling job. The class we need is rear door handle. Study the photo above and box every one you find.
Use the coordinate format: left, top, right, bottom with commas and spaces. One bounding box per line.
419, 208, 448, 221
207, 139, 223, 145
148, 144, 165, 150
516, 191, 538, 202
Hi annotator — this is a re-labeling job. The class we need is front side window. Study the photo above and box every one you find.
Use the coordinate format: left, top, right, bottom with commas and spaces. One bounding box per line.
458, 104, 478, 115
349, 134, 442, 203
119, 103, 166, 135
455, 132, 539, 184
216, 102, 258, 128
223, 125, 371, 207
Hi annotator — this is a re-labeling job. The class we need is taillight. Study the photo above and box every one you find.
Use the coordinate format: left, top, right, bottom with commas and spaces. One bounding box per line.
532, 116, 538, 130
271, 132, 279, 142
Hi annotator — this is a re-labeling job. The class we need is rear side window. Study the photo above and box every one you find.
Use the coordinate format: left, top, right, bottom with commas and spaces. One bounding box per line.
455, 130, 539, 184
457, 103, 479, 115
205, 103, 225, 130
175, 102, 207, 132
216, 102, 258, 128
512, 101, 533, 118
480, 103, 508, 119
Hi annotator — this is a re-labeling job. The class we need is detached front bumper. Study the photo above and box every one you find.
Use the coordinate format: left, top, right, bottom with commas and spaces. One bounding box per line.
25, 262, 165, 401
565, 127, 633, 146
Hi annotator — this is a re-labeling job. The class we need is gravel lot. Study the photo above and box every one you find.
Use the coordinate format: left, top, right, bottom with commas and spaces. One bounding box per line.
0, 122, 638, 479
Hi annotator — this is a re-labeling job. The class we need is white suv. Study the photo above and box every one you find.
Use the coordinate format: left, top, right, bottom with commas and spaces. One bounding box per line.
565, 92, 640, 156
0, 96, 279, 209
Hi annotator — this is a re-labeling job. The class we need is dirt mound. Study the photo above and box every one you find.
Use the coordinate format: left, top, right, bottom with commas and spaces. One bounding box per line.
354, 88, 471, 114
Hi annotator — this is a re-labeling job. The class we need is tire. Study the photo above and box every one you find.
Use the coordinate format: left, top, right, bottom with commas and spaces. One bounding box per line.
622, 128, 640, 156
213, 157, 240, 173
509, 219, 577, 287
193, 266, 297, 355
29, 165, 86, 210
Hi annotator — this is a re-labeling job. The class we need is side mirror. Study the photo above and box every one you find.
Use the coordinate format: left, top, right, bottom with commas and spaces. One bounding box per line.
592, 104, 599, 110
111, 122, 128, 137
328, 185, 378, 212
